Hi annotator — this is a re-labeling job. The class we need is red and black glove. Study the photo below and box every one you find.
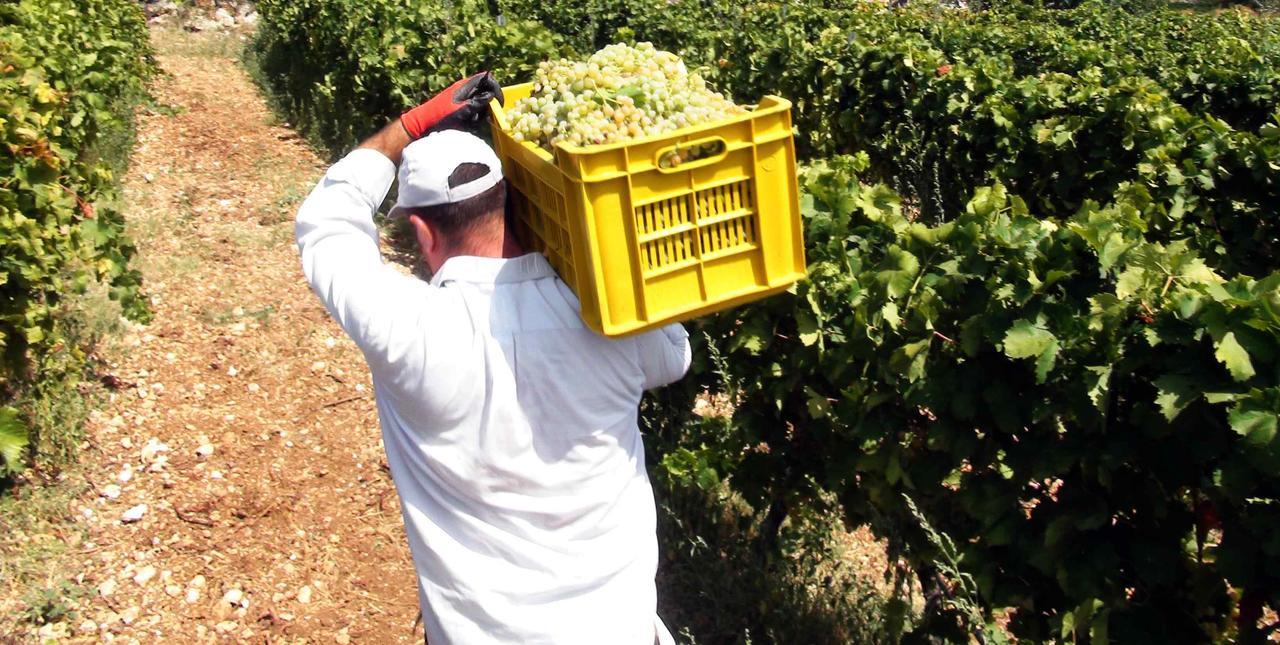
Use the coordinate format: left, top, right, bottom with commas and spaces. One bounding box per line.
400, 72, 504, 139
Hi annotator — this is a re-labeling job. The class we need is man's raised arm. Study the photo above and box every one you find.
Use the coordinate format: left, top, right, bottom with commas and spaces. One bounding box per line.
293, 73, 502, 358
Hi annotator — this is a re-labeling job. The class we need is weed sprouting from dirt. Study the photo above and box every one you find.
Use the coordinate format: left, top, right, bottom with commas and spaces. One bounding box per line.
11, 281, 126, 473
0, 467, 92, 635
21, 581, 89, 627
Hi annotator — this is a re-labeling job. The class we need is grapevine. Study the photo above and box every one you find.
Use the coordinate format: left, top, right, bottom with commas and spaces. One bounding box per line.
506, 42, 745, 151
252, 0, 1280, 640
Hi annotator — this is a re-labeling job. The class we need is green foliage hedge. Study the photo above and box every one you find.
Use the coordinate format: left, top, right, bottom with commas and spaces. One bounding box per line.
0, 0, 152, 474
255, 0, 1280, 640
633, 1, 1279, 278
253, 0, 570, 156
680, 157, 1280, 641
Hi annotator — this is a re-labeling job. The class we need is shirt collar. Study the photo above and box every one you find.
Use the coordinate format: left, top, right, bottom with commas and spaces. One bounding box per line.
429, 252, 556, 287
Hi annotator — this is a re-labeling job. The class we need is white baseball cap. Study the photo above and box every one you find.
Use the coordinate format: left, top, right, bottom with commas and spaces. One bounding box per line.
390, 129, 504, 218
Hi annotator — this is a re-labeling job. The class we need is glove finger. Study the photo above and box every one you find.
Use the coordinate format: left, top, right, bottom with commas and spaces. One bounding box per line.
466, 89, 499, 109
455, 72, 504, 106
462, 74, 503, 111
427, 108, 485, 135
478, 72, 504, 106
491, 81, 505, 107
453, 72, 489, 102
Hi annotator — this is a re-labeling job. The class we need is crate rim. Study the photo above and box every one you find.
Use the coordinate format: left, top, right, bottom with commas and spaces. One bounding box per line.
489, 81, 793, 161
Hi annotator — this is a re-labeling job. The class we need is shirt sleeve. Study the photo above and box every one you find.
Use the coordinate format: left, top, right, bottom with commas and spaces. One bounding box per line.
295, 149, 436, 371
636, 323, 692, 390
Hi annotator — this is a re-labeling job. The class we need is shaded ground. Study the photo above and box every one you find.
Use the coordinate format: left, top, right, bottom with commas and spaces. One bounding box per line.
0, 27, 421, 642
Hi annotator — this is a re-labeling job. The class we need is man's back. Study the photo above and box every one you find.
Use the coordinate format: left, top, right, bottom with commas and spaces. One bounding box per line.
296, 148, 689, 644
373, 254, 688, 644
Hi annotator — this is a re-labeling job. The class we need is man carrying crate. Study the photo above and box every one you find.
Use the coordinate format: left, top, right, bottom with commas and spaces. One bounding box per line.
294, 72, 689, 645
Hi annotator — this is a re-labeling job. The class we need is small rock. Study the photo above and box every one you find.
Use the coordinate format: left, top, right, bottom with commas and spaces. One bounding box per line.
185, 588, 201, 604
191, 574, 206, 588
117, 464, 134, 483
37, 623, 67, 639
296, 586, 312, 604
222, 588, 244, 607
227, 365, 239, 377
143, 0, 176, 18
196, 443, 215, 458
335, 628, 351, 644
78, 619, 98, 634
214, 7, 236, 27
98, 577, 118, 597
165, 584, 182, 597
101, 484, 122, 500
121, 504, 148, 523
215, 621, 238, 634
119, 605, 140, 625
133, 565, 157, 586
141, 438, 170, 462
148, 455, 169, 472
241, 11, 259, 26
247, 383, 261, 393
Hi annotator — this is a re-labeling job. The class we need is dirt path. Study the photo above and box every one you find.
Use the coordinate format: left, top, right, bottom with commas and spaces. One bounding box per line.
26, 28, 422, 642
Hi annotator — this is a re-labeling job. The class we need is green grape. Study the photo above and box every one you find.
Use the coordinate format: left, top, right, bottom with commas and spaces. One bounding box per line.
508, 43, 746, 151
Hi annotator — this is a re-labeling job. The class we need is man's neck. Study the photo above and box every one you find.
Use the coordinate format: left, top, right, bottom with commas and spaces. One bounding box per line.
449, 224, 524, 260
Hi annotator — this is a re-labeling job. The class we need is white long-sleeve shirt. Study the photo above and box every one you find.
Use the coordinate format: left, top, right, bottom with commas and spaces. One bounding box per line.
295, 148, 690, 645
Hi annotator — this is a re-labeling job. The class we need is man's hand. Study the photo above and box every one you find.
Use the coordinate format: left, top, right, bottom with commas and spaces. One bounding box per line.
358, 73, 503, 166
400, 72, 504, 139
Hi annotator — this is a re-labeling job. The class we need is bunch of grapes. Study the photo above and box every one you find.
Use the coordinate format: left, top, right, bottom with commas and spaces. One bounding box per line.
507, 43, 746, 151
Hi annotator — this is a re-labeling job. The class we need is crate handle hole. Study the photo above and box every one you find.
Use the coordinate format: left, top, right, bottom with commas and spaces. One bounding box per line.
655, 136, 728, 173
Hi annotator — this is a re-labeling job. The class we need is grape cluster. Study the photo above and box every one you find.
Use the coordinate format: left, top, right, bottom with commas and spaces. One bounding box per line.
507, 43, 746, 150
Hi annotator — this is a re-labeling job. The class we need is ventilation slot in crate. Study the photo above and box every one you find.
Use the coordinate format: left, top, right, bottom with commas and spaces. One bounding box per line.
639, 230, 697, 274
694, 180, 756, 258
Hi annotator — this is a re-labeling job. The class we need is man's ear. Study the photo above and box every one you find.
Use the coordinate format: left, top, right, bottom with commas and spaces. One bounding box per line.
408, 214, 437, 256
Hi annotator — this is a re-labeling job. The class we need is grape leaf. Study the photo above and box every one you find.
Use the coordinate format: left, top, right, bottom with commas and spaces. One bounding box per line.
1154, 374, 1198, 421
882, 302, 901, 329
0, 407, 28, 475
1229, 405, 1277, 445
797, 311, 820, 347
1215, 332, 1255, 382
877, 247, 920, 299
1003, 319, 1056, 359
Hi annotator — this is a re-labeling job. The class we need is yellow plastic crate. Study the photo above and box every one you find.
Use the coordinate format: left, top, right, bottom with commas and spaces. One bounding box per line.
489, 82, 806, 337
